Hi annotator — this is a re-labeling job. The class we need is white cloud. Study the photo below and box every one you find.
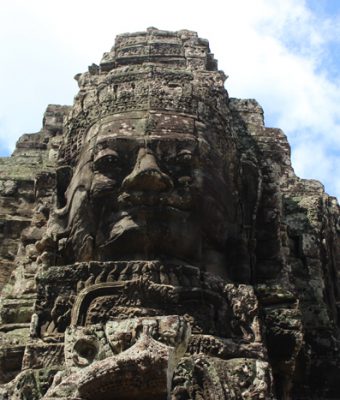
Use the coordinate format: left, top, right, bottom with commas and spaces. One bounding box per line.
0, 0, 339, 199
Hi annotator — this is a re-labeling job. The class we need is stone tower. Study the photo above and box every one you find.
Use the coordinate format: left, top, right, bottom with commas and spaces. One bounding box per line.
0, 28, 339, 399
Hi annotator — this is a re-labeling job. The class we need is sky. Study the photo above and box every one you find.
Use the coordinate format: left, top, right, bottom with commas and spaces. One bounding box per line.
0, 0, 339, 200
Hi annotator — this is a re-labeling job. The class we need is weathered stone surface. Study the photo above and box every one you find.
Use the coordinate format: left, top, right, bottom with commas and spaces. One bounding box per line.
0, 104, 70, 388
0, 28, 339, 399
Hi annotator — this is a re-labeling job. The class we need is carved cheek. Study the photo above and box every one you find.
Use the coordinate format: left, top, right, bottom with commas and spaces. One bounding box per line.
68, 189, 88, 224
90, 174, 117, 198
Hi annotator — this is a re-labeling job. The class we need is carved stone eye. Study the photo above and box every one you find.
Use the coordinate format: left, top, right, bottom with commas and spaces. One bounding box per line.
93, 149, 119, 172
176, 150, 193, 164
73, 339, 98, 367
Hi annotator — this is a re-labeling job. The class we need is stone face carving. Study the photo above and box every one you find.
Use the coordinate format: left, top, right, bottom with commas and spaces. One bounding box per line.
0, 28, 339, 400
50, 104, 244, 281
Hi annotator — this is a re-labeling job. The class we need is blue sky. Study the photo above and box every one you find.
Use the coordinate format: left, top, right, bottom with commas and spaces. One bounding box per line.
1, 0, 339, 200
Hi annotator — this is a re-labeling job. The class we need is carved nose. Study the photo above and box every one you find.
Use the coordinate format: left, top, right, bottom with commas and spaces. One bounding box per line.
121, 148, 173, 192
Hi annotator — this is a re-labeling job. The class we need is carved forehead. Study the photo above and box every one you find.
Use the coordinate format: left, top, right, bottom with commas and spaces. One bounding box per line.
93, 136, 198, 157
85, 111, 196, 142
77, 112, 230, 169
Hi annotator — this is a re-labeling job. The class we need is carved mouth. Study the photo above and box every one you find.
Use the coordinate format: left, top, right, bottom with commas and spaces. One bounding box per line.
103, 206, 190, 246
117, 190, 193, 211
97, 207, 199, 262
122, 204, 190, 217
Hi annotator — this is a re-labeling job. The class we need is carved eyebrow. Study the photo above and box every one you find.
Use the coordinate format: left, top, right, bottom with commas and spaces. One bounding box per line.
94, 148, 119, 160
147, 137, 197, 148
94, 136, 144, 149
177, 149, 193, 156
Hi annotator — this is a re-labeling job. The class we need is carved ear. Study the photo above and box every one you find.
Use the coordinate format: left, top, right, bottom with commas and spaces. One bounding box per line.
225, 237, 251, 284
56, 166, 73, 208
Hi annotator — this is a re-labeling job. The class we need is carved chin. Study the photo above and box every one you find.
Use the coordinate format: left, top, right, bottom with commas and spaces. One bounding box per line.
97, 208, 200, 262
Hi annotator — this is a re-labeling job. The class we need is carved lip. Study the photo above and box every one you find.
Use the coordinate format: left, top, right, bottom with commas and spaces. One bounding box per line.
117, 190, 193, 211
118, 204, 190, 217
103, 206, 191, 247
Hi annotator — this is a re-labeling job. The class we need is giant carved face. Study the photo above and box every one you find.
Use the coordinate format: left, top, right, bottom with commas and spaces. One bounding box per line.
55, 111, 242, 278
